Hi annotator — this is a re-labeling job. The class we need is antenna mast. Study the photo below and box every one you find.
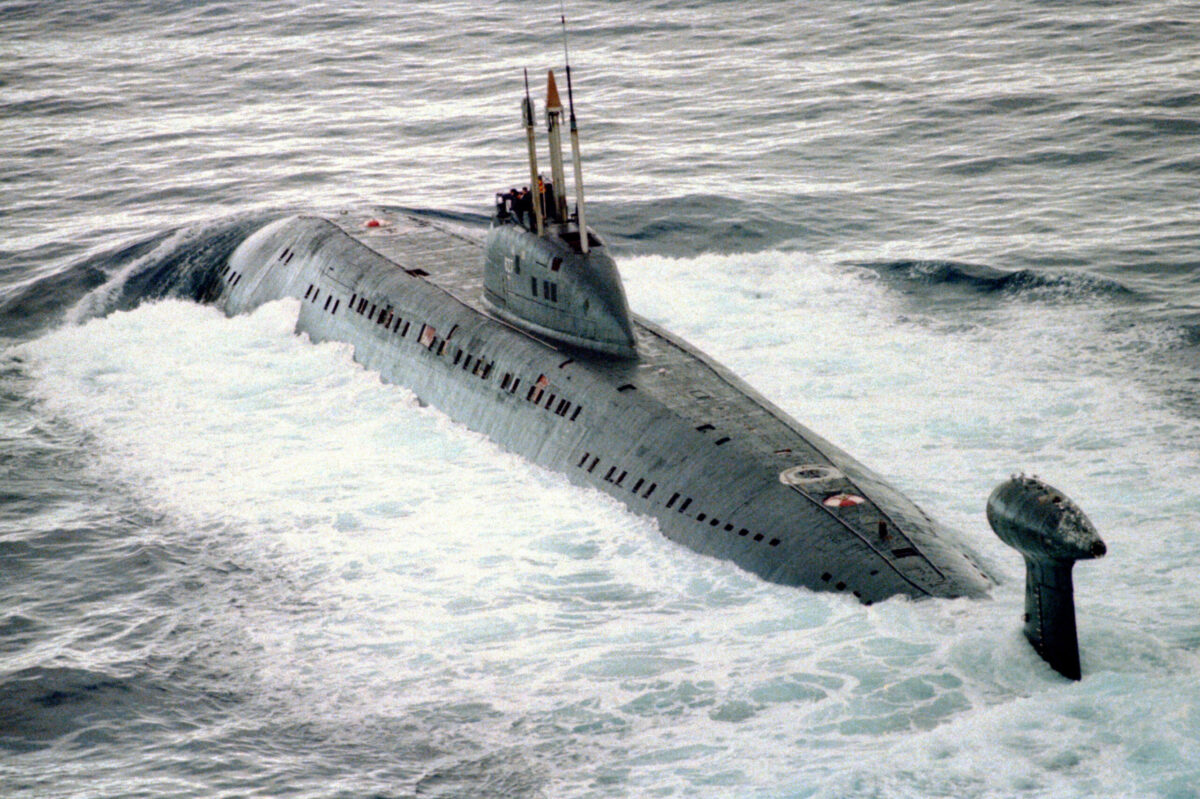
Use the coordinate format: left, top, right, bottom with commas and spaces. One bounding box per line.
522, 69, 544, 235
559, 1, 589, 252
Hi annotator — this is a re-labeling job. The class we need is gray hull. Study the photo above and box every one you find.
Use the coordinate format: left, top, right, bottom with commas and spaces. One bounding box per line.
218, 211, 994, 603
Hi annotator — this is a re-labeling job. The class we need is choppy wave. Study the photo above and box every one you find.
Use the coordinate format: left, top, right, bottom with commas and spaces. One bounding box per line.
858, 258, 1137, 299
6, 252, 1198, 795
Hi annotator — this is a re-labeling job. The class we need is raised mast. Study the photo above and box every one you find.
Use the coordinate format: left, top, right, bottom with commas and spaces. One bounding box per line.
522, 70, 544, 236
564, 64, 588, 253
545, 71, 570, 224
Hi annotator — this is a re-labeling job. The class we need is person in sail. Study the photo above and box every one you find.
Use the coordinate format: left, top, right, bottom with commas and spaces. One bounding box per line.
515, 186, 533, 228
539, 175, 557, 223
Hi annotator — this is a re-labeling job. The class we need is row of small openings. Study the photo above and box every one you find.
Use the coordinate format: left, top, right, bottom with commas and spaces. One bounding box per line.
341, 292, 581, 424
666, 492, 780, 547
350, 292, 411, 338
532, 277, 559, 303
447, 341, 494, 380
520, 373, 583, 421
576, 454, 776, 547
277, 248, 295, 264
412, 322, 498, 385
304, 284, 340, 315
575, 452, 657, 498
222, 263, 242, 287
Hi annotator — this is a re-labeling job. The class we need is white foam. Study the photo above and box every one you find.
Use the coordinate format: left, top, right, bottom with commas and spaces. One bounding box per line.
18, 252, 1200, 796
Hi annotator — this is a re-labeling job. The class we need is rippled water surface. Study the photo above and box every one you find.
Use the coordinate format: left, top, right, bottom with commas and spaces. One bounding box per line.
2, 2, 1199, 797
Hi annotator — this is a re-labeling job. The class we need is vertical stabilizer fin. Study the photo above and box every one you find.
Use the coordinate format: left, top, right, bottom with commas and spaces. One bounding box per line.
987, 475, 1106, 680
1024, 559, 1082, 679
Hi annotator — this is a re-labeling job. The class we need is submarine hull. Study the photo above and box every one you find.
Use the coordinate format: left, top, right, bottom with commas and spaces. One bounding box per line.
216, 211, 994, 603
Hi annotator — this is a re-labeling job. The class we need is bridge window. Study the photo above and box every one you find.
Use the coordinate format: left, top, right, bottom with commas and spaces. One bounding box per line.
643, 483, 656, 498
678, 498, 692, 512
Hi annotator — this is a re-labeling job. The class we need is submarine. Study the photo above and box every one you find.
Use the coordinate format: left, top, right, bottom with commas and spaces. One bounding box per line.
209, 69, 1103, 676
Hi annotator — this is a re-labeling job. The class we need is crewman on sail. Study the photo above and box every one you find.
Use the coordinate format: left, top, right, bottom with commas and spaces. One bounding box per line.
495, 189, 514, 220
516, 187, 533, 228
540, 176, 557, 223
537, 175, 550, 223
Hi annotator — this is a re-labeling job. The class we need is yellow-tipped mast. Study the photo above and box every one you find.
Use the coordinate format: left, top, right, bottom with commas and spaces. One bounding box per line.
522, 70, 544, 235
545, 71, 570, 224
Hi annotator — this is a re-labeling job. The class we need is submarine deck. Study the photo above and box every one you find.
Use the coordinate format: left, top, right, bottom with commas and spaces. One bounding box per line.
327, 211, 994, 598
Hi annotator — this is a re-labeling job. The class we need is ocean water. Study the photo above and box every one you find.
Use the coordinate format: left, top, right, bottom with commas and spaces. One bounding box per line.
2, 1, 1199, 797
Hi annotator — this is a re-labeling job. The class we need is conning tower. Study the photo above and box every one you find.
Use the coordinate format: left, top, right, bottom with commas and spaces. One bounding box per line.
483, 70, 636, 359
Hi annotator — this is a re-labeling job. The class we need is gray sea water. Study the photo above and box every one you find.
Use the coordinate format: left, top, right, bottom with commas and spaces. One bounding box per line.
2, 1, 1199, 797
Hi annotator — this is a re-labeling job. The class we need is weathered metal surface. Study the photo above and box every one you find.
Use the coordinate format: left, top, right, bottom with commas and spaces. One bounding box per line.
218, 211, 996, 603
987, 475, 1106, 679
